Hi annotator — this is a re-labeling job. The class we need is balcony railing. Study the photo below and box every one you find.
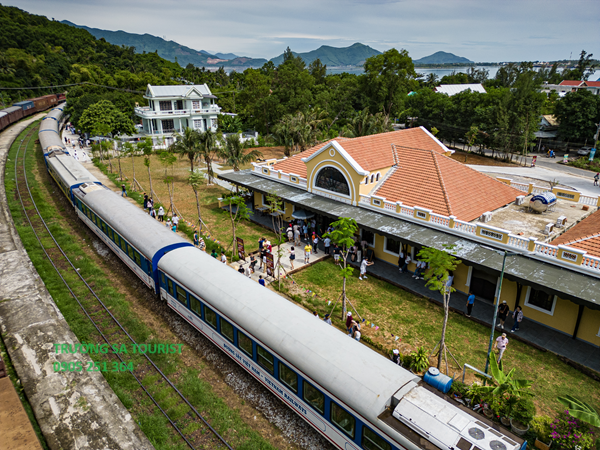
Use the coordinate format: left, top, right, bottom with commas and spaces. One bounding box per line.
135, 106, 221, 117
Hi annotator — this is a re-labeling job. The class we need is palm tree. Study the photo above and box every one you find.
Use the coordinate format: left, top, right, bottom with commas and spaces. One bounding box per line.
171, 127, 201, 172
220, 134, 263, 171
198, 130, 217, 185
187, 171, 205, 230
425, 73, 439, 88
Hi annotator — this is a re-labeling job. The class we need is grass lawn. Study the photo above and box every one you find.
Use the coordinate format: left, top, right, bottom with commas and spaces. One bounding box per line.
107, 154, 276, 255
279, 259, 600, 418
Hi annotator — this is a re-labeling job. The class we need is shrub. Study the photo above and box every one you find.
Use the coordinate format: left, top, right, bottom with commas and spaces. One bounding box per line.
409, 346, 429, 373
531, 415, 553, 443
512, 397, 536, 425
550, 411, 597, 450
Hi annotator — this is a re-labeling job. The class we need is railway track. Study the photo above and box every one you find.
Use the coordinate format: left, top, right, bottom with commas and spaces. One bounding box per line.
13, 126, 232, 450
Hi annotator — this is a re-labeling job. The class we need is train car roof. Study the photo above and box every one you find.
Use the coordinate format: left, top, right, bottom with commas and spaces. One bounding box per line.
0, 112, 6, 118
47, 154, 99, 187
2, 106, 22, 114
78, 188, 191, 259
39, 128, 66, 152
158, 247, 418, 422
44, 108, 64, 121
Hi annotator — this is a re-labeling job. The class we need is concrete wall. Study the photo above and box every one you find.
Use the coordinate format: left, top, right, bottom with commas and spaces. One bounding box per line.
0, 116, 154, 450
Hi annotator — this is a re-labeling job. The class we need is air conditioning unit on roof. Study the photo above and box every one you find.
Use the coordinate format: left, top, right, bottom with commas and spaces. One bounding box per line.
480, 212, 492, 223
556, 216, 567, 227
544, 223, 555, 235
515, 195, 526, 206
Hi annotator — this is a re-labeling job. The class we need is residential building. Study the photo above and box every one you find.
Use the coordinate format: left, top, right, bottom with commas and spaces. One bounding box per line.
134, 84, 220, 145
541, 80, 600, 97
220, 127, 600, 348
434, 84, 486, 96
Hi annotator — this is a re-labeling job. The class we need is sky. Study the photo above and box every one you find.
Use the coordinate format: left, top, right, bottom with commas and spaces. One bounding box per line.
6, 0, 600, 62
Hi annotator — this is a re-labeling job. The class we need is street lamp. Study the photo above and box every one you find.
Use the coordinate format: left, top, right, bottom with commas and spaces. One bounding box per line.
482, 248, 533, 375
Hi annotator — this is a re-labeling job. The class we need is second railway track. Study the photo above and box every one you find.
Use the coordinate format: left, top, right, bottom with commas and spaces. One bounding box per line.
13, 125, 233, 450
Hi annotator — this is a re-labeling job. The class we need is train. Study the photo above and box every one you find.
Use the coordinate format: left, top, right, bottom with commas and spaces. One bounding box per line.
36, 106, 526, 450
0, 93, 65, 132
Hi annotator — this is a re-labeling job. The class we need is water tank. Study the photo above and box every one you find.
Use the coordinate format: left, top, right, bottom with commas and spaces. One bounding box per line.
423, 367, 453, 393
530, 192, 557, 212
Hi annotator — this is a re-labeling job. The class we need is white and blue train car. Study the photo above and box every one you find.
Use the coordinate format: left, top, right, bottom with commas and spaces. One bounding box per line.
45, 152, 100, 201
39, 105, 68, 156
73, 183, 193, 292
157, 247, 525, 450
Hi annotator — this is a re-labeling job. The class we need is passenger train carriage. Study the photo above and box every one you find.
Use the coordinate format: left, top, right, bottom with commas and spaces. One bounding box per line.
38, 105, 525, 450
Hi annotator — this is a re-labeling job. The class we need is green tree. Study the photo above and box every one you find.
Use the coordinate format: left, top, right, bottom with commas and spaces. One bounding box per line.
218, 114, 244, 133
224, 195, 251, 259
198, 130, 218, 184
158, 151, 177, 215
561, 50, 598, 81
187, 171, 206, 231
220, 134, 263, 171
363, 48, 418, 116
324, 217, 358, 319
309, 58, 327, 84
122, 141, 138, 191
138, 137, 154, 199
555, 89, 600, 144
78, 99, 136, 137
171, 127, 201, 171
418, 245, 461, 370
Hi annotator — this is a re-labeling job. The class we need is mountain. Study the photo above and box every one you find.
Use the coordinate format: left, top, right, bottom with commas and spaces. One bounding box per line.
61, 21, 264, 68
201, 50, 239, 60
270, 43, 381, 67
413, 51, 473, 65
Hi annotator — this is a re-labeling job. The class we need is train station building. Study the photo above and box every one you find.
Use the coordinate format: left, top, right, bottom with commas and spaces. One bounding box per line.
220, 127, 600, 350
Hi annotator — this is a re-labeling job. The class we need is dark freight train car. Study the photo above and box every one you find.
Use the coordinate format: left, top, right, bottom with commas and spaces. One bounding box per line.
0, 111, 9, 132
13, 100, 36, 117
32, 94, 58, 112
2, 106, 24, 123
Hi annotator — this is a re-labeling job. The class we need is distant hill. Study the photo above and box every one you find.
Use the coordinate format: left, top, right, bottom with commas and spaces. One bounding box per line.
414, 51, 472, 65
270, 43, 381, 67
61, 21, 265, 68
201, 50, 239, 60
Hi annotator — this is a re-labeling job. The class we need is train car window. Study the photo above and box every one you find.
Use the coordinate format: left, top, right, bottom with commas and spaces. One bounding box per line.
108, 228, 114, 242
127, 246, 135, 261
134, 252, 142, 267
302, 381, 325, 414
190, 295, 201, 317
237, 332, 253, 357
160, 273, 166, 287
331, 402, 355, 439
278, 363, 298, 393
176, 286, 187, 305
362, 427, 391, 450
220, 319, 234, 342
145, 260, 153, 277
256, 346, 274, 375
204, 307, 217, 329
120, 238, 127, 253
167, 279, 174, 296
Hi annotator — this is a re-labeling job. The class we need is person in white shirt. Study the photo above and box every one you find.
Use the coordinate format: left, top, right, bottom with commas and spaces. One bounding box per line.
359, 258, 373, 280
172, 214, 179, 231
220, 252, 227, 264
494, 333, 509, 363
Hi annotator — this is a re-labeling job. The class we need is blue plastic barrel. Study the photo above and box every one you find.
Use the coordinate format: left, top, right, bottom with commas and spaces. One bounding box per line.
423, 367, 453, 393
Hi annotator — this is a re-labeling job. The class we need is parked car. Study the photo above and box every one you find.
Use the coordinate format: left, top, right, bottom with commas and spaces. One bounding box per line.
577, 146, 593, 156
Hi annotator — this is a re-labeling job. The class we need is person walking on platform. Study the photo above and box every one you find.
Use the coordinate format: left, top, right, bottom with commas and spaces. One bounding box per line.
466, 291, 475, 317
497, 301, 510, 329
510, 306, 523, 332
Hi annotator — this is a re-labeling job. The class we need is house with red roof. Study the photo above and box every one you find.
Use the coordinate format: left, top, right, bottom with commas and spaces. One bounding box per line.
542, 80, 600, 97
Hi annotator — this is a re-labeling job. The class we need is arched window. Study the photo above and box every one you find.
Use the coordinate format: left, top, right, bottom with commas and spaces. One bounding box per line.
365, 176, 369, 184
376, 173, 380, 182
370, 174, 374, 183
315, 167, 350, 196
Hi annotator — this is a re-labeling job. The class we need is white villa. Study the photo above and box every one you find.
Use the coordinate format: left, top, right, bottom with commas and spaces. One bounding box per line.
134, 84, 221, 144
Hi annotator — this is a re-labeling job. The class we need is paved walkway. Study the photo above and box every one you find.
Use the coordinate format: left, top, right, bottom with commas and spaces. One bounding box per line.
350, 257, 600, 374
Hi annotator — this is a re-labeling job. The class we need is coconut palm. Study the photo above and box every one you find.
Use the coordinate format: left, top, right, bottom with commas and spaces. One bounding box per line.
171, 127, 201, 172
187, 171, 206, 230
198, 130, 217, 184
220, 134, 263, 171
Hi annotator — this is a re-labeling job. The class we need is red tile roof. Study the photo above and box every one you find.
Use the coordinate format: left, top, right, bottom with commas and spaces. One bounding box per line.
585, 81, 600, 87
373, 146, 523, 221
272, 127, 448, 177
550, 209, 600, 257
559, 80, 585, 86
